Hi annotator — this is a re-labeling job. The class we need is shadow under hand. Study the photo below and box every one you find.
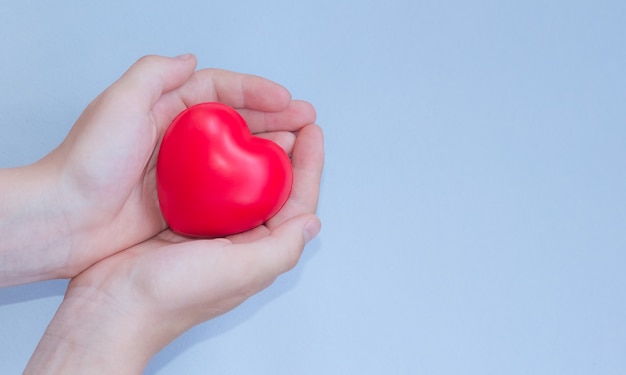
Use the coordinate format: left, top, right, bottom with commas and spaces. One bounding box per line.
0, 279, 68, 306
145, 238, 322, 374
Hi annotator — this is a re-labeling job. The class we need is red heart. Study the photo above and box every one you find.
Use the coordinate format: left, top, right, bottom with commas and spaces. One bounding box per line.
156, 102, 293, 237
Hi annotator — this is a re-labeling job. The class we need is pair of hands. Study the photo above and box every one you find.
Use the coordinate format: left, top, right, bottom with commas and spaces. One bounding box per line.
0, 54, 323, 373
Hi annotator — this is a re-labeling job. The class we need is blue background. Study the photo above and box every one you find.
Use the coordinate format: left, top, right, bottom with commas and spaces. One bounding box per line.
1, 1, 625, 373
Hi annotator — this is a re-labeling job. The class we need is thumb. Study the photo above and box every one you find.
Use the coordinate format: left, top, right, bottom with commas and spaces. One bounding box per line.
229, 214, 321, 284
107, 54, 197, 109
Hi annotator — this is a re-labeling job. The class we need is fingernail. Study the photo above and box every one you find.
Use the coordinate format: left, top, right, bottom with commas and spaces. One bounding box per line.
303, 217, 321, 245
174, 53, 194, 60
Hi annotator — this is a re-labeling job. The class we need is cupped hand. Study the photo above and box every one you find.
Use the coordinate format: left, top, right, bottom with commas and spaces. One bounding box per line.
25, 124, 324, 374
38, 54, 317, 279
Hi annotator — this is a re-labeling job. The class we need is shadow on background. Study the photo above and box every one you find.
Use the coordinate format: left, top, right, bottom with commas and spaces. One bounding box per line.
0, 279, 68, 307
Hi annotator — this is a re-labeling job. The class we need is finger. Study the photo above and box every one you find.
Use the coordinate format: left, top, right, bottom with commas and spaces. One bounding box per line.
225, 214, 321, 287
238, 100, 317, 134
177, 68, 291, 112
225, 225, 271, 244
136, 215, 319, 327
255, 131, 296, 155
107, 54, 198, 110
267, 124, 324, 228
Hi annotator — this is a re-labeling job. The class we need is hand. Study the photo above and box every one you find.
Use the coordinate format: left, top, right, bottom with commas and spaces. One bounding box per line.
0, 54, 317, 285
24, 123, 324, 375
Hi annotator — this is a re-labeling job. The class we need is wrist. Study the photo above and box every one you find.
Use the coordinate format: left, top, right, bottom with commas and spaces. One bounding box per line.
0, 162, 72, 286
25, 285, 156, 375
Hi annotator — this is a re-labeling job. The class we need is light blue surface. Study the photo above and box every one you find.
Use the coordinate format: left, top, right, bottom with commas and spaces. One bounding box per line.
1, 1, 625, 373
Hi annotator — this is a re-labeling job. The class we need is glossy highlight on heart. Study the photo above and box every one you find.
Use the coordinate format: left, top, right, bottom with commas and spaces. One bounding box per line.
156, 102, 293, 237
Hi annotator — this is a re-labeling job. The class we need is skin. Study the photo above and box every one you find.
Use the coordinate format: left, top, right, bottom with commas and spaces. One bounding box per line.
1, 54, 321, 285
0, 54, 323, 374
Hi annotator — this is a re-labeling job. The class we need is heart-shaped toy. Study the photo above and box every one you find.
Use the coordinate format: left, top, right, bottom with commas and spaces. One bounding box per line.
156, 102, 293, 237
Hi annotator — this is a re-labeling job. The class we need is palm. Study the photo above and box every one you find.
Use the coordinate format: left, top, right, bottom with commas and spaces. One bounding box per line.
64, 121, 323, 347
